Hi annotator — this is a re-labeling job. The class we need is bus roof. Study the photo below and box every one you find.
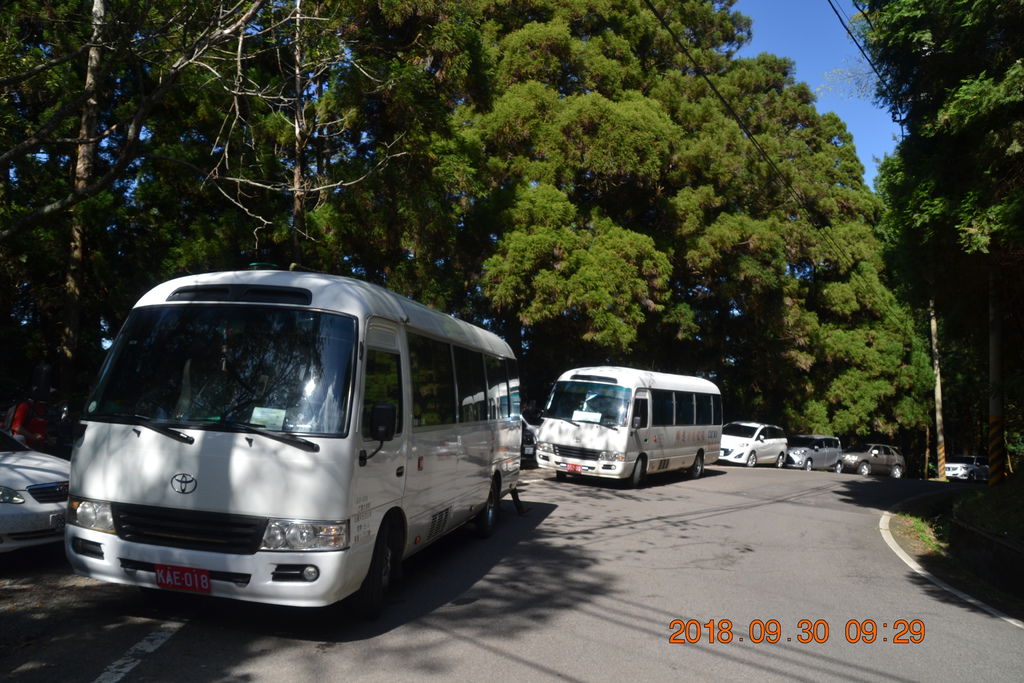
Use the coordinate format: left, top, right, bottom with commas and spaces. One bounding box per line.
554, 366, 719, 394
133, 270, 514, 359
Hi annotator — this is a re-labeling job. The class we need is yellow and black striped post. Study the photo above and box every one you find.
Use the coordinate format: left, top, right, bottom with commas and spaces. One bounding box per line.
988, 416, 1007, 485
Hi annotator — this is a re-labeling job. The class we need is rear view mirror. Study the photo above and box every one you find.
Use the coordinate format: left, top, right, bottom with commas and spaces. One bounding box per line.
370, 402, 396, 442
360, 402, 397, 466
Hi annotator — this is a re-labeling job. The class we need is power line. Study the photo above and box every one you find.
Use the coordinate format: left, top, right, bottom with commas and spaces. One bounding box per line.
825, 0, 905, 133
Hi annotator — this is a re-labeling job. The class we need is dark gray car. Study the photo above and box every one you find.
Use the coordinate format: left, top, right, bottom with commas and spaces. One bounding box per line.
841, 443, 905, 478
786, 434, 843, 472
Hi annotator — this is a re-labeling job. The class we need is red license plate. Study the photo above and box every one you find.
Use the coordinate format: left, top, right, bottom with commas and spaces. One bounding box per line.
155, 564, 211, 593
566, 463, 583, 473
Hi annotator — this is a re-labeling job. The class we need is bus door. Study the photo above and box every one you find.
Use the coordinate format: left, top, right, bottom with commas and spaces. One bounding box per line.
631, 390, 661, 464
357, 323, 408, 518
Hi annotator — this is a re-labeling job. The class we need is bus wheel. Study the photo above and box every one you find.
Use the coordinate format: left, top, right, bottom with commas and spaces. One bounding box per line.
475, 478, 500, 538
353, 518, 396, 620
687, 453, 704, 480
630, 455, 647, 488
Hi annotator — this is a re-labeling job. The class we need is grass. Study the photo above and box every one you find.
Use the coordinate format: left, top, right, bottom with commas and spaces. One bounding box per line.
953, 471, 1024, 544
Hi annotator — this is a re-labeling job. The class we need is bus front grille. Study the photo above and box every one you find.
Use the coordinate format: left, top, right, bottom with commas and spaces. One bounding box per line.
553, 445, 601, 461
113, 504, 267, 555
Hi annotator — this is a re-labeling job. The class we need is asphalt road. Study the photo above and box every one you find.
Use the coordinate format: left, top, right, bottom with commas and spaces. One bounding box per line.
2, 465, 1021, 681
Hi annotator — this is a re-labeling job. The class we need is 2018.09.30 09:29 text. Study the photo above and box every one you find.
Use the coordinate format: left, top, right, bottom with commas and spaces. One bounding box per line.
668, 619, 925, 645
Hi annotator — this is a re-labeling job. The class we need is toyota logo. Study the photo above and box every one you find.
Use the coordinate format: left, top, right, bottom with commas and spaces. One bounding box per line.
170, 473, 197, 494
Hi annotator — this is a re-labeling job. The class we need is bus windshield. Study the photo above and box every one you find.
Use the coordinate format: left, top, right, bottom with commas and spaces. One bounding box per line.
544, 381, 631, 427
85, 304, 357, 435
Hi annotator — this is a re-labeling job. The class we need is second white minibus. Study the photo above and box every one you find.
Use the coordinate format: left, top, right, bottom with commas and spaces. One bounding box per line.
65, 270, 521, 614
534, 366, 722, 487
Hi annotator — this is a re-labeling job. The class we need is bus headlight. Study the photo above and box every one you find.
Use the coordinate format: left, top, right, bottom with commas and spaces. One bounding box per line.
69, 497, 115, 533
599, 451, 626, 462
261, 519, 349, 551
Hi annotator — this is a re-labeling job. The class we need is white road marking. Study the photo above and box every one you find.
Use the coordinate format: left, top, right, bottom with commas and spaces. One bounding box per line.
879, 510, 1023, 630
92, 620, 186, 683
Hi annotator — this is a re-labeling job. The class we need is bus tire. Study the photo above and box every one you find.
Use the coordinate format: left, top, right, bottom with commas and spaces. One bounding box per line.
687, 453, 704, 480
629, 455, 647, 488
475, 478, 500, 538
353, 517, 396, 620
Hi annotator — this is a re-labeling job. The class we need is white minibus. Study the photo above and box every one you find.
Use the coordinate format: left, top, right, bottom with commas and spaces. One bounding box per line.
534, 367, 721, 487
65, 270, 521, 614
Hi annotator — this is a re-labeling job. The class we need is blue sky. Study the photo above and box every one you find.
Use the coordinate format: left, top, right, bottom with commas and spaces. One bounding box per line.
732, 0, 902, 188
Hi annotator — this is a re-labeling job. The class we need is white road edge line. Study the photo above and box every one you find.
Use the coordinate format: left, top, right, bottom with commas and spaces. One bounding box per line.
879, 510, 1024, 630
92, 620, 186, 683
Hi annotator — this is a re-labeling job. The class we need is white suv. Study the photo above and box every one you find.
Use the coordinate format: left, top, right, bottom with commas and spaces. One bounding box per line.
720, 422, 788, 467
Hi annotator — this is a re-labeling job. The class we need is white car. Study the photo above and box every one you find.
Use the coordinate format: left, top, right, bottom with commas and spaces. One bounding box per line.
1, 431, 70, 552
945, 455, 988, 482
719, 422, 788, 467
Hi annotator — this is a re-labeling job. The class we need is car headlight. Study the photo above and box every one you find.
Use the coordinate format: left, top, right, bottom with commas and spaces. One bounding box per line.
599, 451, 626, 462
537, 442, 554, 454
1, 486, 25, 504
69, 497, 115, 532
261, 519, 349, 551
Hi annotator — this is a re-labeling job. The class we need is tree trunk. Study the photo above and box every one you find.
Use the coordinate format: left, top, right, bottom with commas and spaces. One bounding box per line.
290, 0, 306, 266
928, 298, 945, 480
59, 0, 105, 400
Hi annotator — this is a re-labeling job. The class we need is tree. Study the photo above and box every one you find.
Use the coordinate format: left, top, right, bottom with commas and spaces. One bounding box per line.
0, 0, 267, 397
466, 0, 929, 436
865, 0, 1024, 477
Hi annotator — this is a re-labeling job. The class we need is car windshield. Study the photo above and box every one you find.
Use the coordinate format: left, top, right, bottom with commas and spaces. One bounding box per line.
723, 423, 758, 438
544, 381, 631, 427
788, 435, 817, 447
948, 456, 979, 465
845, 444, 878, 454
85, 304, 357, 436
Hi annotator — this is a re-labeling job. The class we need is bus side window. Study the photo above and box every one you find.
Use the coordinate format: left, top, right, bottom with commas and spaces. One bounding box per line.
484, 355, 509, 420
408, 333, 456, 426
695, 393, 712, 425
362, 349, 402, 438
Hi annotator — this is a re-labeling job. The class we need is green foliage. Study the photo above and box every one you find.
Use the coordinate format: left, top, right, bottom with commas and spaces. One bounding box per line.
0, 0, 932, 452
867, 0, 1024, 456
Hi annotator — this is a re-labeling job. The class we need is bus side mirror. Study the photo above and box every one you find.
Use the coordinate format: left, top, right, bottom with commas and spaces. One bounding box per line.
370, 402, 396, 442
360, 402, 397, 466
632, 416, 642, 429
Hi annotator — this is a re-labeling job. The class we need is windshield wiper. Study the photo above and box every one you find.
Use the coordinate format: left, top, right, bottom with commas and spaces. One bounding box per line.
90, 413, 195, 445
549, 415, 580, 427
218, 421, 320, 453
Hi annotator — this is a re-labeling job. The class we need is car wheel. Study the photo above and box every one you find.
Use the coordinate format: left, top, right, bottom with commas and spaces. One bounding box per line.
353, 517, 397, 620
967, 472, 975, 482
630, 455, 647, 488
474, 478, 500, 538
746, 452, 757, 467
857, 461, 871, 476
555, 471, 567, 482
776, 453, 785, 468
804, 459, 813, 471
687, 453, 704, 480
889, 465, 903, 479
833, 460, 843, 474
